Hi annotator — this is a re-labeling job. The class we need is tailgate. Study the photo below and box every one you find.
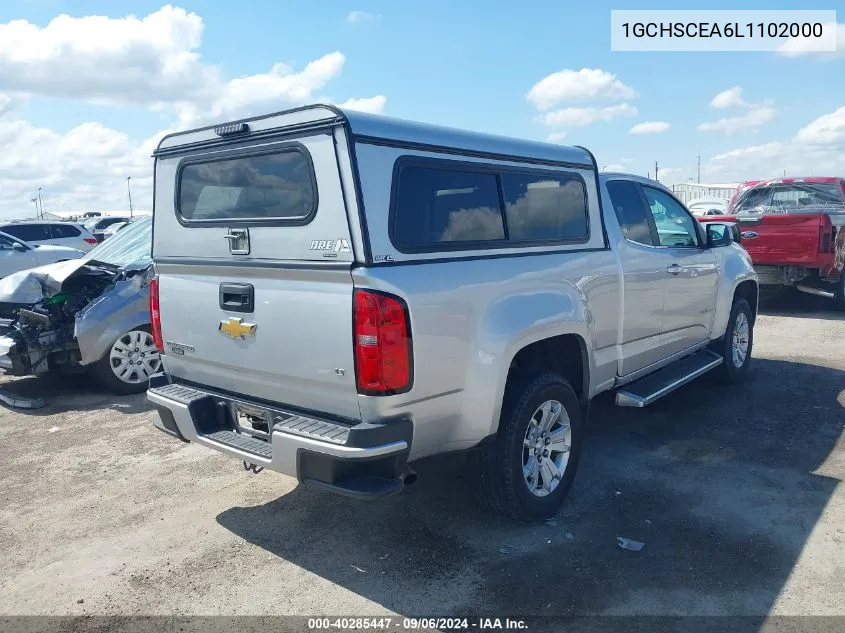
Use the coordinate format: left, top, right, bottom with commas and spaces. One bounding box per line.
703, 213, 825, 266
152, 107, 362, 421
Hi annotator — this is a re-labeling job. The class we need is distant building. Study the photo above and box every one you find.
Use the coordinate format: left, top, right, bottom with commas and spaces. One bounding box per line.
42, 210, 151, 222
669, 182, 741, 205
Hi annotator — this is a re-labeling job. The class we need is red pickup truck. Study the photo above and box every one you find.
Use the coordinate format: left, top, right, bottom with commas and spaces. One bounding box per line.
699, 177, 845, 310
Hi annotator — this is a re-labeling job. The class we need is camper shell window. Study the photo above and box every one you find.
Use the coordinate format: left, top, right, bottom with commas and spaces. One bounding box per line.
176, 145, 318, 226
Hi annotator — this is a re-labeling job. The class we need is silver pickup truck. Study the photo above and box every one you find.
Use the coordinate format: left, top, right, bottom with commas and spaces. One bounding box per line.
147, 104, 757, 521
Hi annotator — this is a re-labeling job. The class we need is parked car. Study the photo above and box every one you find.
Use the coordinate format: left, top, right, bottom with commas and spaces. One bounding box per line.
0, 231, 84, 279
101, 221, 131, 241
82, 216, 132, 243
699, 177, 845, 310
147, 105, 758, 521
688, 197, 729, 217
0, 220, 98, 252
0, 216, 158, 394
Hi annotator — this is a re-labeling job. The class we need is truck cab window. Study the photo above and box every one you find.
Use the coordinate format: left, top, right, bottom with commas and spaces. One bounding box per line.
642, 186, 699, 248
605, 180, 654, 246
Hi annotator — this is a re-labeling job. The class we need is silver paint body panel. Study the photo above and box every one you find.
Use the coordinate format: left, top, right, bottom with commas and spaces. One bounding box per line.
149, 105, 757, 463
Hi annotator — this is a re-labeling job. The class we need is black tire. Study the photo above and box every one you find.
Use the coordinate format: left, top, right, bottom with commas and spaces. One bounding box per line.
92, 325, 159, 395
833, 274, 845, 312
476, 372, 584, 522
714, 298, 754, 383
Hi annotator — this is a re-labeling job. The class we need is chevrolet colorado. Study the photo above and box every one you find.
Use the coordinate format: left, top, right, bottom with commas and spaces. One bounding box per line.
147, 105, 758, 521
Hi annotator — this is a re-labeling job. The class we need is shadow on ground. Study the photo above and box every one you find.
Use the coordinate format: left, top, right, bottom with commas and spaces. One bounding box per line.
0, 372, 150, 416
758, 288, 844, 321
216, 357, 844, 617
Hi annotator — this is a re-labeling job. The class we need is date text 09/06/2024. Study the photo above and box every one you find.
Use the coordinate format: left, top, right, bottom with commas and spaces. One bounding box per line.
307, 617, 528, 630
621, 22, 824, 39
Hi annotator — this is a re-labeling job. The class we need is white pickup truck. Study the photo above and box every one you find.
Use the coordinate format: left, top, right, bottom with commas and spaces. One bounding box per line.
147, 105, 758, 521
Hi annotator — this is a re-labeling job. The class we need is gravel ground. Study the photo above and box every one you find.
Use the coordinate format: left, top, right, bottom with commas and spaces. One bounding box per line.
0, 295, 843, 621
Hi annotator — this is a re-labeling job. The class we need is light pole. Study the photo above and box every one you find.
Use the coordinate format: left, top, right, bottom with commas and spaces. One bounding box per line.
37, 187, 44, 219
126, 177, 134, 218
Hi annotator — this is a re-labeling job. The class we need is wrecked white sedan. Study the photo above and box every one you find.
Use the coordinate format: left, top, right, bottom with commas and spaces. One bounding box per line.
0, 217, 159, 394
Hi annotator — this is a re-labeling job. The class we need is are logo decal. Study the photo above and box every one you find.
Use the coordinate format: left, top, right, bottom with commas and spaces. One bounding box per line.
309, 238, 351, 254
740, 231, 759, 239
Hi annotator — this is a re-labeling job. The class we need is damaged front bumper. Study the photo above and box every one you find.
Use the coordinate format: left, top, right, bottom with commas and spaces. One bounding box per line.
0, 334, 26, 374
0, 259, 150, 378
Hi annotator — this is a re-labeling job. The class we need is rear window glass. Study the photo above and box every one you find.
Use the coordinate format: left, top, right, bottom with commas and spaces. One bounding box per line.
51, 224, 81, 238
1, 224, 48, 242
501, 172, 588, 241
178, 149, 316, 222
733, 182, 844, 215
392, 165, 505, 248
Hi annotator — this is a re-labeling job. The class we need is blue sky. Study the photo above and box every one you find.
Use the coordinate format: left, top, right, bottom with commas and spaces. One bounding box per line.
0, 1, 843, 216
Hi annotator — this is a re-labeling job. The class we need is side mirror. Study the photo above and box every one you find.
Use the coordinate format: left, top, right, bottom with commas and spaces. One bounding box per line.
706, 222, 739, 248
12, 242, 27, 252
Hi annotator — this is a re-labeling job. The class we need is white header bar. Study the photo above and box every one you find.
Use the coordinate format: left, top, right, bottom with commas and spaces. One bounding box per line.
610, 10, 837, 52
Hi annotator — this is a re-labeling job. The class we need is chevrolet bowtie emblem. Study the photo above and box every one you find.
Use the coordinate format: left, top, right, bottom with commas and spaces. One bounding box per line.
218, 317, 257, 340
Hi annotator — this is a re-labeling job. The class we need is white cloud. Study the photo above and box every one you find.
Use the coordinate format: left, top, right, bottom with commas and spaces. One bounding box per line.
175, 52, 349, 127
630, 121, 670, 135
654, 167, 683, 185
337, 95, 387, 114
0, 111, 157, 219
546, 131, 568, 143
710, 86, 746, 109
698, 106, 776, 134
706, 138, 845, 183
0, 5, 211, 106
794, 106, 845, 145
346, 10, 379, 24
537, 103, 638, 128
526, 68, 637, 111
0, 7, 388, 217
602, 163, 627, 172
0, 7, 381, 128
777, 22, 845, 60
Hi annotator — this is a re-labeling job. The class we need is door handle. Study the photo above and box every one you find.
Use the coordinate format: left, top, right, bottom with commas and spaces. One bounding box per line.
219, 283, 254, 313
224, 228, 250, 255
667, 264, 682, 275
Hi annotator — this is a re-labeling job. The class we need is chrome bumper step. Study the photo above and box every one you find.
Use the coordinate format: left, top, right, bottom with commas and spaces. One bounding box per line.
615, 350, 723, 407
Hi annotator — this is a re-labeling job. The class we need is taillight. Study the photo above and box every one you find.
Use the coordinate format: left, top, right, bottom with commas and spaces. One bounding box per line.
149, 276, 164, 352
820, 226, 834, 253
353, 289, 412, 395
83, 237, 97, 245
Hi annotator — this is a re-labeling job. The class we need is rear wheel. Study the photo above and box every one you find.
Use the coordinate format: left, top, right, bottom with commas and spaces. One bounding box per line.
93, 326, 161, 395
476, 373, 583, 522
833, 275, 845, 312
714, 298, 753, 383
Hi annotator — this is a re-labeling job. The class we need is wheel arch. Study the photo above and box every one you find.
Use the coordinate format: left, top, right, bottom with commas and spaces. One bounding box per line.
490, 332, 590, 437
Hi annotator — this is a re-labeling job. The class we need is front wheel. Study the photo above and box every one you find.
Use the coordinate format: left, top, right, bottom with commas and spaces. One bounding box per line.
93, 326, 162, 395
714, 298, 753, 383
476, 373, 584, 522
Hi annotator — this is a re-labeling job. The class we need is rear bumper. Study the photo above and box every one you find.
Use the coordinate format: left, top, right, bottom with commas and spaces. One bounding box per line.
146, 374, 412, 499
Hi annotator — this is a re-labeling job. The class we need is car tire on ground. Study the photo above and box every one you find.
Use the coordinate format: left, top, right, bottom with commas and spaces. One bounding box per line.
714, 298, 754, 383
833, 274, 845, 312
93, 325, 161, 395
476, 372, 583, 522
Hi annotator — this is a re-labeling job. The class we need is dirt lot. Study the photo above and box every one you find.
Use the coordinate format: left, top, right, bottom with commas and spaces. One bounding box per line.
0, 295, 843, 620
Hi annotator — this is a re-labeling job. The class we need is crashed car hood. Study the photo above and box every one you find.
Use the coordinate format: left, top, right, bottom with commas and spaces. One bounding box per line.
0, 259, 112, 304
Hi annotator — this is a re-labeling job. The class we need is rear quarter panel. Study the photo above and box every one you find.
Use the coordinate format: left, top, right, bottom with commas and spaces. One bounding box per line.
354, 251, 619, 460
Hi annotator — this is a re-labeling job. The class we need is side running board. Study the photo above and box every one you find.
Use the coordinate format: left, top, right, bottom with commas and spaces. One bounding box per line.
615, 350, 723, 407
